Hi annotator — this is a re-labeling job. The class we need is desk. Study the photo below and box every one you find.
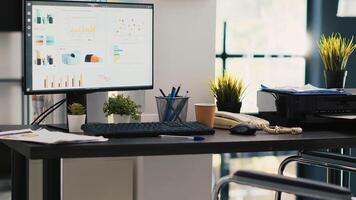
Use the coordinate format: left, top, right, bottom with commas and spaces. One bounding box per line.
2, 125, 356, 200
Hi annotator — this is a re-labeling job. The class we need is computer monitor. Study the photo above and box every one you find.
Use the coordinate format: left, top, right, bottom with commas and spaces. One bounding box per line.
23, 0, 154, 94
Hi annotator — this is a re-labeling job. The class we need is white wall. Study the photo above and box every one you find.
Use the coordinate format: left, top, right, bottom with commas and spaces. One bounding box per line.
0, 32, 22, 124
87, 92, 109, 123
0, 32, 21, 79
143, 0, 216, 121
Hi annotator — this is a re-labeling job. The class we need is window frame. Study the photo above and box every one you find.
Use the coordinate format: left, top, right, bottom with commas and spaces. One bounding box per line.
216, 22, 306, 76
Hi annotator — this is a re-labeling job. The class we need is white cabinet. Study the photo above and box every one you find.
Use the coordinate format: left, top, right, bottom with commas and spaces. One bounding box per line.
63, 158, 134, 200
29, 160, 43, 200
29, 158, 134, 200
136, 155, 213, 200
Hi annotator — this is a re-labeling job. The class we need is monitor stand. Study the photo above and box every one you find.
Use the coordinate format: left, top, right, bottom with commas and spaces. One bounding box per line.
46, 92, 87, 132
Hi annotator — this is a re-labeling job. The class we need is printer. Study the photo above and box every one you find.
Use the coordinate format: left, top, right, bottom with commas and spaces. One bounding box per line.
257, 89, 356, 128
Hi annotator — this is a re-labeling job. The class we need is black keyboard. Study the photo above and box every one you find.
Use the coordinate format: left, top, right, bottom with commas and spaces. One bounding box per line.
81, 121, 215, 138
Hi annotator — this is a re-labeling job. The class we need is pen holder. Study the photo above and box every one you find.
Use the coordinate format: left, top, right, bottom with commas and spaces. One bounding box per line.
156, 96, 189, 122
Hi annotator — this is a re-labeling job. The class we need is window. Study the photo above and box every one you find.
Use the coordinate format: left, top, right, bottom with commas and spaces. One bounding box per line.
216, 0, 308, 112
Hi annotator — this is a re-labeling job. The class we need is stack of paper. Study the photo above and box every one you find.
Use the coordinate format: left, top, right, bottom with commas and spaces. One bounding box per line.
0, 129, 108, 144
319, 114, 356, 120
261, 84, 351, 96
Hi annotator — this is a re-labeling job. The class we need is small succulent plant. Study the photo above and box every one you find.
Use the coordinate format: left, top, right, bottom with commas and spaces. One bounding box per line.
68, 103, 86, 115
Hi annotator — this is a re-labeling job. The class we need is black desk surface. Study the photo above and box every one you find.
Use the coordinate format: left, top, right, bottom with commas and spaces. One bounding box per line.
1, 125, 356, 159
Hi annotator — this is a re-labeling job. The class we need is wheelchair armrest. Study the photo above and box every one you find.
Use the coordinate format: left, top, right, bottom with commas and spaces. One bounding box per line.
233, 170, 351, 200
301, 150, 356, 169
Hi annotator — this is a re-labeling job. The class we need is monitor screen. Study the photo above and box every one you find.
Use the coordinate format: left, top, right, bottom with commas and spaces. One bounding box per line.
24, 1, 153, 94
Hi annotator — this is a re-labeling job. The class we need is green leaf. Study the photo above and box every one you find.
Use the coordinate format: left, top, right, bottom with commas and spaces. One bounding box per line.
103, 94, 141, 120
318, 33, 356, 72
209, 74, 246, 105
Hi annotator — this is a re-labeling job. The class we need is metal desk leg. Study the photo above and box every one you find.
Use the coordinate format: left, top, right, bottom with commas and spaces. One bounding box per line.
11, 150, 28, 200
43, 158, 61, 200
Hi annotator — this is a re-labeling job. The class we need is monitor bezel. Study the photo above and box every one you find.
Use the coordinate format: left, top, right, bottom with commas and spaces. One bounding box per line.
23, 0, 154, 95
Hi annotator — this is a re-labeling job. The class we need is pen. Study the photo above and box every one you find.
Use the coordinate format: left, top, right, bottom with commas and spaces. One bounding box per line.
160, 135, 205, 141
184, 90, 189, 97
159, 88, 166, 97
175, 85, 181, 97
170, 86, 176, 97
164, 86, 176, 120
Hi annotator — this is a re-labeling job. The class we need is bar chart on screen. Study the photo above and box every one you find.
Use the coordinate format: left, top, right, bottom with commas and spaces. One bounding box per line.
43, 73, 85, 89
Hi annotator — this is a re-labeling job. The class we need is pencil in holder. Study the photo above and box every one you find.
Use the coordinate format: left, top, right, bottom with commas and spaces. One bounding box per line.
156, 96, 189, 122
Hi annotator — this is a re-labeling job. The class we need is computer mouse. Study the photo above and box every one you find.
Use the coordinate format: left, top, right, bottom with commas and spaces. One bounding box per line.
230, 123, 257, 136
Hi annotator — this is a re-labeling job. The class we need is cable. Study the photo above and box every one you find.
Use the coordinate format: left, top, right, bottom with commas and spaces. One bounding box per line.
32, 98, 66, 125
36, 99, 67, 125
263, 125, 302, 135
31, 99, 66, 125
31, 98, 66, 125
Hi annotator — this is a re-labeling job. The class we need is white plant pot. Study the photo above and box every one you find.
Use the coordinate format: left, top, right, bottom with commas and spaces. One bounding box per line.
113, 114, 130, 123
68, 114, 86, 133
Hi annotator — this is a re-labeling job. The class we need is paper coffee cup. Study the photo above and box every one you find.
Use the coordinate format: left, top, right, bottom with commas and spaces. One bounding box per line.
195, 103, 216, 128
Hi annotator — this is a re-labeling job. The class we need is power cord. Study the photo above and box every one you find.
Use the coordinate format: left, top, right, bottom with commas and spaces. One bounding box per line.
262, 125, 302, 135
31, 98, 67, 125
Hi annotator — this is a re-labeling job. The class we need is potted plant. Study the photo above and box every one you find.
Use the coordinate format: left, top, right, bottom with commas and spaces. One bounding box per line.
67, 103, 86, 133
209, 74, 246, 113
103, 94, 140, 123
318, 33, 356, 88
